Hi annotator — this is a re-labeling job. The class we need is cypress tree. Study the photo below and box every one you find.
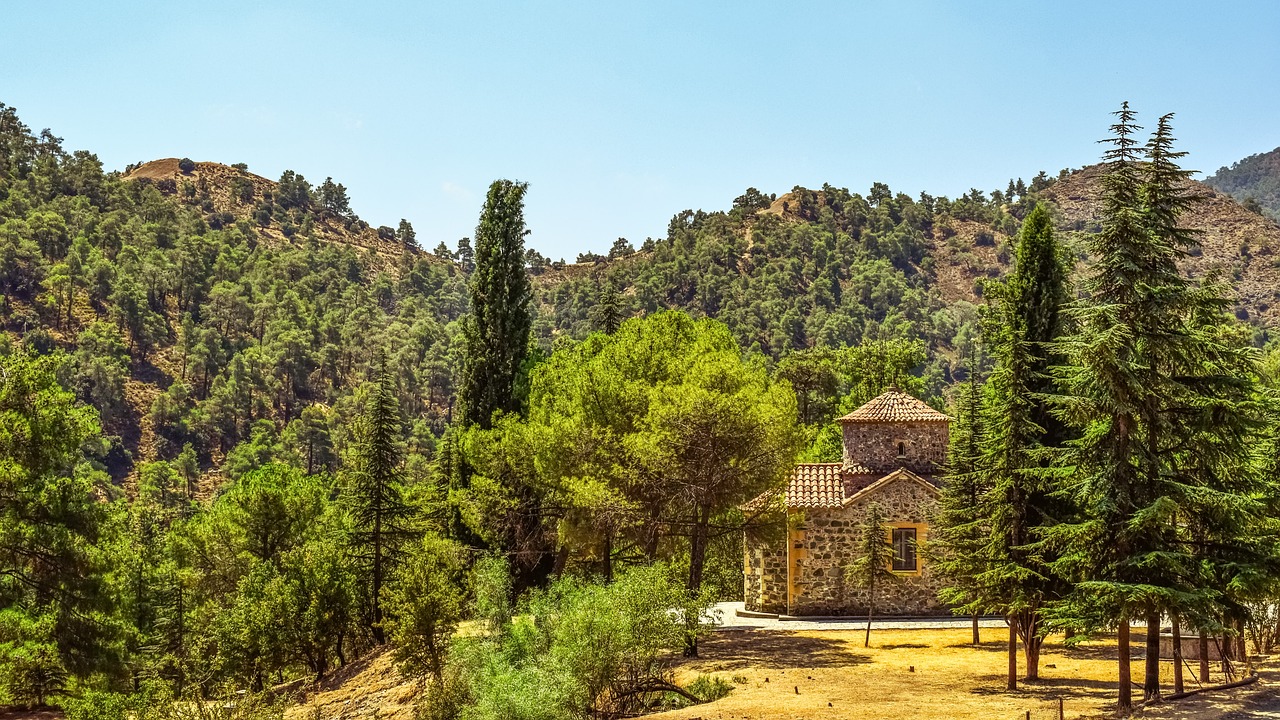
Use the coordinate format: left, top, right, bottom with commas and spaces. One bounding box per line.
453, 180, 534, 548
458, 179, 533, 430
938, 202, 1070, 687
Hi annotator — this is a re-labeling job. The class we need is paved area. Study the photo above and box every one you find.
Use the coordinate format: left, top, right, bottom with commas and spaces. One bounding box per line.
709, 601, 1009, 631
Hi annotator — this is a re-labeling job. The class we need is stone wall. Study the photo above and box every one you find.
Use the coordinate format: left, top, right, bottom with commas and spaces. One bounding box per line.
841, 420, 948, 475
743, 537, 788, 613
788, 475, 947, 616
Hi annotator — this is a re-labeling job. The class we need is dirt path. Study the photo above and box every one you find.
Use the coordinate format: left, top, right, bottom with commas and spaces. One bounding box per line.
713, 601, 1008, 632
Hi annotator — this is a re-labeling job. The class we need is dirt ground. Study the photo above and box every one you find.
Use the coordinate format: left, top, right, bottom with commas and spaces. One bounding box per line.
650, 626, 1267, 720
4, 627, 1277, 720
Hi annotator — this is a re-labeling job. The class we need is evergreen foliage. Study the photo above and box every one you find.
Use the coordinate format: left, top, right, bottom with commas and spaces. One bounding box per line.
344, 364, 414, 643
844, 503, 900, 647
458, 180, 532, 429
1046, 106, 1274, 709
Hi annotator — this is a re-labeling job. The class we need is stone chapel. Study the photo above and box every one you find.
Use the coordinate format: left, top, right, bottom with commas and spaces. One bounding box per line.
743, 387, 951, 617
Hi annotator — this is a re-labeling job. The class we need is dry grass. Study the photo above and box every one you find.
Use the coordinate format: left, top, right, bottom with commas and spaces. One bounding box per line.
649, 626, 1245, 720
282, 648, 418, 720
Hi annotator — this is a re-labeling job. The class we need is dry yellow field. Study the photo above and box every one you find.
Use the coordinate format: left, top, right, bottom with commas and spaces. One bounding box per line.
653, 626, 1250, 720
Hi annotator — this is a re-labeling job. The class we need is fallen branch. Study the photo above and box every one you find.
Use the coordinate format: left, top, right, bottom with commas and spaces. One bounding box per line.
1165, 674, 1258, 702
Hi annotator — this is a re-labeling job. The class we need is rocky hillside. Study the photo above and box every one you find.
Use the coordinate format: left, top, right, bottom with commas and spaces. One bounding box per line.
123, 158, 418, 271
1045, 165, 1280, 325
1206, 147, 1280, 223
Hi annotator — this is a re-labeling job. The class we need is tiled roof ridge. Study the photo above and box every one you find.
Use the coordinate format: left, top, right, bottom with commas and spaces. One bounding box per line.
838, 387, 951, 423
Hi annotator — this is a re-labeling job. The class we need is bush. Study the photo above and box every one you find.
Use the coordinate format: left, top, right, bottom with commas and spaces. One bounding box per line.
684, 674, 733, 703
64, 690, 132, 720
439, 565, 709, 720
178, 157, 195, 173
384, 536, 467, 679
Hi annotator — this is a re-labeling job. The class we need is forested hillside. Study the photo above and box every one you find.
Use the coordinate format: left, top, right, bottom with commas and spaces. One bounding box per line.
1206, 146, 1280, 222
4, 101, 1279, 492
0, 104, 468, 495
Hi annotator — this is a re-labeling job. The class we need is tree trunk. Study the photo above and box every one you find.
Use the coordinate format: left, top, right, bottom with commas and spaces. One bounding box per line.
372, 508, 385, 644
972, 613, 980, 645
1236, 618, 1248, 672
1272, 610, 1280, 653
1171, 612, 1183, 695
1008, 617, 1018, 691
865, 589, 875, 648
1144, 611, 1161, 703
1026, 634, 1041, 681
684, 504, 712, 658
1021, 611, 1041, 681
602, 533, 613, 584
1198, 631, 1210, 683
1118, 619, 1132, 713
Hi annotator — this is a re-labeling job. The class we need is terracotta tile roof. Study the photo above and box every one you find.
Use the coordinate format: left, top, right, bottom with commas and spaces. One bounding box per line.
838, 387, 951, 424
841, 467, 942, 506
785, 463, 846, 508
743, 463, 941, 512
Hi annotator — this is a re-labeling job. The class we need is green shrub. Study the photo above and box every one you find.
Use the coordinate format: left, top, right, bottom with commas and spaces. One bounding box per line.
439, 565, 707, 720
64, 690, 132, 720
178, 157, 195, 173
686, 674, 733, 702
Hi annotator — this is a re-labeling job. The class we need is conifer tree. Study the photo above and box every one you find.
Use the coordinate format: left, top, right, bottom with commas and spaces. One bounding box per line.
935, 349, 988, 646
1048, 106, 1271, 710
845, 503, 900, 648
938, 202, 1069, 687
590, 279, 623, 335
345, 363, 414, 643
458, 180, 532, 429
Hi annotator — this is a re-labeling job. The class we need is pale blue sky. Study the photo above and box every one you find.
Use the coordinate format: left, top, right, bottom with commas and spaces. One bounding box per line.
3, 1, 1277, 258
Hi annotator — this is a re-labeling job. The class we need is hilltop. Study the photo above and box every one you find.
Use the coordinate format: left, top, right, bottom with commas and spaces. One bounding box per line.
1205, 146, 1280, 223
122, 158, 419, 271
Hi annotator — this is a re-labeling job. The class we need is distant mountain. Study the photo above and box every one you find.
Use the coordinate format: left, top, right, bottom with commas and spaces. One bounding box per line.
1205, 147, 1280, 223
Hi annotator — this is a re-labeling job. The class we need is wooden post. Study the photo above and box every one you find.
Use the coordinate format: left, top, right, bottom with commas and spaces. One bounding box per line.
1118, 619, 1132, 713
1059, 697, 1064, 720
973, 613, 980, 645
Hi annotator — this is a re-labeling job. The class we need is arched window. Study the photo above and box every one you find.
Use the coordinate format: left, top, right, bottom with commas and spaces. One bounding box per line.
896, 441, 906, 458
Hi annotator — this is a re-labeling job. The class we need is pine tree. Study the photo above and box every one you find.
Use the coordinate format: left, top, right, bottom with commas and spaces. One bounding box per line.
345, 363, 414, 643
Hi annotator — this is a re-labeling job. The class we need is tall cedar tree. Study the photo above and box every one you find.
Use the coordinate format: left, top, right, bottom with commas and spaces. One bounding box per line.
934, 351, 987, 647
458, 180, 533, 429
981, 202, 1070, 685
346, 364, 413, 644
1047, 107, 1270, 709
